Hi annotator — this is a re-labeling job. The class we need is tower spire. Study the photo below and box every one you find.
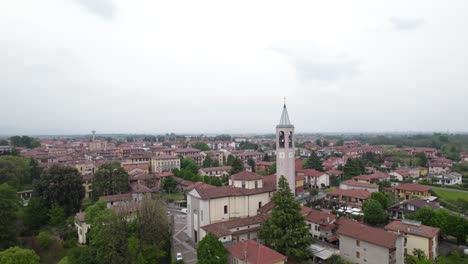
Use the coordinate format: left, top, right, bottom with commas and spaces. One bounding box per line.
278, 103, 292, 127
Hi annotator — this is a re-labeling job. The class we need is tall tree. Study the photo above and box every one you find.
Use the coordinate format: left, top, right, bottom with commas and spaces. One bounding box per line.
415, 152, 428, 167
316, 139, 322, 147
259, 176, 313, 261
247, 158, 255, 172
24, 197, 49, 230
0, 247, 40, 264
226, 155, 235, 166
92, 163, 129, 198
262, 153, 270, 162
343, 158, 365, 180
197, 233, 227, 264
370, 192, 392, 209
202, 155, 213, 168
230, 158, 244, 175
9, 136, 41, 149
181, 158, 199, 174
192, 142, 210, 151
363, 199, 387, 226
33, 165, 84, 215
86, 201, 130, 264
0, 183, 19, 250
48, 203, 66, 227
0, 156, 31, 190
303, 151, 323, 171
161, 176, 177, 193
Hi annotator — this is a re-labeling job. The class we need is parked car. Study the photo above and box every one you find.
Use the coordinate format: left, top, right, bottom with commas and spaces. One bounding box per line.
181, 208, 188, 214
176, 252, 183, 261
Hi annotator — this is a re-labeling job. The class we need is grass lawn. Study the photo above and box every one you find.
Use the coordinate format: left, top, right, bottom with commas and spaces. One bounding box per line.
433, 189, 468, 202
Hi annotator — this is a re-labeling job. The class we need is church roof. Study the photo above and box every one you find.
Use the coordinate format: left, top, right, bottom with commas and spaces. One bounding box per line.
277, 104, 294, 128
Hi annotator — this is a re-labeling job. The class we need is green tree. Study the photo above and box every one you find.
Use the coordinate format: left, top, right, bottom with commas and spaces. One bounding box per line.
335, 139, 344, 146
0, 139, 9, 146
316, 139, 322, 147
33, 165, 84, 215
343, 158, 365, 180
92, 163, 129, 198
363, 199, 387, 226
269, 163, 276, 174
37, 231, 53, 250
181, 158, 199, 174
303, 151, 323, 171
202, 155, 213, 168
247, 158, 255, 172
0, 156, 31, 189
161, 176, 177, 193
230, 158, 244, 175
405, 249, 433, 264
330, 174, 340, 187
24, 197, 49, 230
66, 247, 95, 264
212, 159, 220, 167
197, 233, 227, 264
48, 203, 66, 227
9, 136, 41, 149
192, 142, 210, 151
259, 176, 313, 261
0, 183, 19, 250
87, 202, 130, 264
327, 254, 352, 264
226, 155, 235, 166
0, 247, 40, 264
415, 152, 428, 167
370, 192, 392, 209
262, 153, 270, 162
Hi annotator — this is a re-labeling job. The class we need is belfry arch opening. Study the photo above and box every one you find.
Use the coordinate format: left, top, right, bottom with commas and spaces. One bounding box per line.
279, 131, 285, 148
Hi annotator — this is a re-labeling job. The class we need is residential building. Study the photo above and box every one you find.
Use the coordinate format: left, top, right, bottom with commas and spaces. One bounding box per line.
385, 219, 439, 260
339, 179, 379, 193
337, 219, 404, 264
227, 240, 287, 264
150, 155, 180, 173
297, 169, 330, 189
305, 209, 337, 242
393, 184, 431, 200
325, 189, 371, 209
199, 166, 231, 177
387, 199, 440, 219
433, 172, 462, 185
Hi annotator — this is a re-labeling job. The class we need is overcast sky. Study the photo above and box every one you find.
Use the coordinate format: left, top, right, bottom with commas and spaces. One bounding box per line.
1, 0, 467, 135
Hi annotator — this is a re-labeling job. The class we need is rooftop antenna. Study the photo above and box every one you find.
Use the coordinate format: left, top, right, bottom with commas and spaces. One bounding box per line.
92, 130, 96, 142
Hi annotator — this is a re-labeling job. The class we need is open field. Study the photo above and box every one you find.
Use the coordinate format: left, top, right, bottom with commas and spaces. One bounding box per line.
433, 189, 468, 201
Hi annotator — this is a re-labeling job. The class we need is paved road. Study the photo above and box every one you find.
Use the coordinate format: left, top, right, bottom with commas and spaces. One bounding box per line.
172, 212, 197, 264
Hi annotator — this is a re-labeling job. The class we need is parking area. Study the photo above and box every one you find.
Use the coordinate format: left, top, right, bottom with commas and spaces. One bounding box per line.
172, 212, 197, 264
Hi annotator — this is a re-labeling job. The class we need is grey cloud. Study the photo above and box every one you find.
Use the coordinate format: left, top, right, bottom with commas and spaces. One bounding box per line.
75, 0, 115, 19
272, 45, 358, 81
390, 17, 425, 31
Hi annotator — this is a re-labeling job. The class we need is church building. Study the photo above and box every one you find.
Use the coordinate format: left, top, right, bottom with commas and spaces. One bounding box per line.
186, 103, 297, 243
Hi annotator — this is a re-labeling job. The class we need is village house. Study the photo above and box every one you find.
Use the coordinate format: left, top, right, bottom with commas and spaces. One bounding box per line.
254, 161, 274, 173
385, 219, 439, 260
387, 199, 440, 219
296, 169, 330, 189
199, 166, 232, 177
389, 169, 410, 182
82, 174, 93, 199
393, 184, 431, 200
433, 172, 462, 185
305, 209, 337, 242
353, 172, 390, 183
325, 189, 371, 209
226, 240, 287, 264
337, 219, 404, 264
339, 179, 379, 193
150, 155, 180, 173
203, 150, 224, 165
429, 157, 453, 175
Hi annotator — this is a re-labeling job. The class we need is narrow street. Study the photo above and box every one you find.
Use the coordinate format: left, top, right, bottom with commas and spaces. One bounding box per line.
171, 209, 197, 264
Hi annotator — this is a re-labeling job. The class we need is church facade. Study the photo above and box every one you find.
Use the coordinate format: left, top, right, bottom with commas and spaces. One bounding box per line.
186, 104, 297, 243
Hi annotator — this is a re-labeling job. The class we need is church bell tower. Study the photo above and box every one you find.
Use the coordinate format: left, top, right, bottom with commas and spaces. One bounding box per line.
276, 103, 296, 193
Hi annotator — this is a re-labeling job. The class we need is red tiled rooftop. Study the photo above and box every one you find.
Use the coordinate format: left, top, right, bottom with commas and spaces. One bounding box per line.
231, 171, 263, 181
328, 188, 371, 200
337, 219, 400, 249
227, 240, 287, 264
297, 169, 325, 177
385, 220, 439, 238
341, 179, 378, 189
201, 214, 268, 237
395, 184, 431, 192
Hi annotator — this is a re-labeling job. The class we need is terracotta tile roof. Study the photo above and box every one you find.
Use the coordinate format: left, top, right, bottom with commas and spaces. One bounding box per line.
328, 188, 371, 200
201, 214, 268, 237
130, 182, 152, 193
395, 184, 431, 192
227, 240, 287, 264
353, 172, 389, 181
151, 155, 179, 160
326, 169, 343, 175
195, 176, 276, 199
230, 171, 263, 181
256, 161, 275, 166
257, 201, 274, 214
297, 169, 325, 177
100, 193, 133, 202
300, 206, 313, 216
200, 166, 232, 172
385, 220, 439, 239
184, 181, 215, 192
337, 219, 400, 249
341, 179, 378, 189
306, 209, 337, 225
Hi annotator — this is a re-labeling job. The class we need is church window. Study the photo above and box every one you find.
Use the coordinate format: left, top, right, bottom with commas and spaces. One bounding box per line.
254, 181, 258, 189
279, 131, 285, 148
242, 181, 246, 189
224, 205, 228, 214
258, 201, 262, 208
289, 131, 293, 148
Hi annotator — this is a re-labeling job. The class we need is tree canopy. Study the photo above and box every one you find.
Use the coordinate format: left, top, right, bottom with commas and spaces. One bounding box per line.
192, 142, 210, 151
259, 176, 313, 261
197, 233, 227, 264
0, 183, 19, 250
9, 136, 41, 149
343, 158, 365, 180
0, 155, 32, 190
303, 151, 323, 171
33, 165, 84, 215
92, 163, 129, 198
363, 199, 387, 226
230, 158, 244, 175
370, 192, 392, 209
0, 247, 40, 264
161, 176, 177, 193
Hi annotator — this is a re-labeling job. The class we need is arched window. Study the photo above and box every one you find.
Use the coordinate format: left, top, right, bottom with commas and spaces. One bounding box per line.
289, 131, 293, 148
279, 131, 285, 148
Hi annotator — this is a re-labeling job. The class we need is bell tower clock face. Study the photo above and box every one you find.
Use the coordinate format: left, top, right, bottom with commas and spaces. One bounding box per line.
279, 152, 285, 159
289, 152, 293, 158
